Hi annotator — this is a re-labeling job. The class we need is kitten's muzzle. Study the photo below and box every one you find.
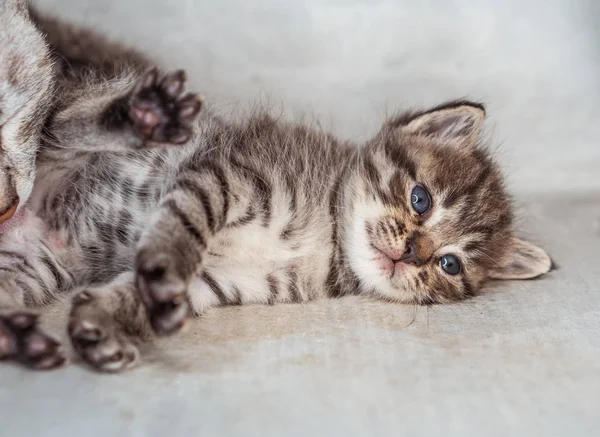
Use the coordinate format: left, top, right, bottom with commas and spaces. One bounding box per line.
0, 197, 19, 224
372, 238, 423, 265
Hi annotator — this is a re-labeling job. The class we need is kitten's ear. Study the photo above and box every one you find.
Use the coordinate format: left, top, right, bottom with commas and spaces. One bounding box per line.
402, 101, 485, 146
488, 237, 553, 280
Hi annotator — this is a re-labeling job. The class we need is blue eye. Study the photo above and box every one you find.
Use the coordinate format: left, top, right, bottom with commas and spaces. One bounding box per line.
411, 185, 431, 215
440, 254, 461, 275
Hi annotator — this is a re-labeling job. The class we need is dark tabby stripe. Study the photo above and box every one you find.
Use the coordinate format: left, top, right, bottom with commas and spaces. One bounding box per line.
287, 268, 302, 303
210, 163, 230, 228
0, 250, 31, 267
18, 279, 38, 307
326, 170, 346, 298
231, 159, 272, 227
325, 253, 344, 298
121, 177, 135, 204
266, 273, 279, 305
363, 155, 381, 187
163, 198, 206, 247
283, 172, 298, 213
384, 138, 417, 179
192, 160, 230, 228
196, 189, 215, 232
231, 285, 243, 305
202, 272, 228, 305
226, 206, 257, 229
116, 210, 134, 245
464, 240, 482, 253
279, 223, 295, 240
177, 176, 216, 232
39, 255, 67, 291
136, 182, 151, 203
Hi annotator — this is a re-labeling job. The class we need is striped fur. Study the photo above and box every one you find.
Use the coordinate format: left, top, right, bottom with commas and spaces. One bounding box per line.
0, 2, 552, 372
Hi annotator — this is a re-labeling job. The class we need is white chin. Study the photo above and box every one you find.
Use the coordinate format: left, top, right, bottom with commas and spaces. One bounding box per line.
344, 199, 401, 299
346, 236, 396, 299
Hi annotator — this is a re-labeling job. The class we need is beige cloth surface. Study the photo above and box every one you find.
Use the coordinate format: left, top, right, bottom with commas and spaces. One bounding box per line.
1, 1, 599, 435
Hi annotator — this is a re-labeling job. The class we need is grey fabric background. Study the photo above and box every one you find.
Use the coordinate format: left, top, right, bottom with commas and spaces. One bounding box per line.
1, 1, 599, 436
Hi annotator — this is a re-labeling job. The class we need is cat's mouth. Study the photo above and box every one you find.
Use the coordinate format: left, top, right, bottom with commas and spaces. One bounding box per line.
369, 243, 409, 279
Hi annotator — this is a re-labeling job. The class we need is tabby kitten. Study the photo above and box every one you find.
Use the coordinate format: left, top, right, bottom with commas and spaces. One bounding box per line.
0, 0, 552, 372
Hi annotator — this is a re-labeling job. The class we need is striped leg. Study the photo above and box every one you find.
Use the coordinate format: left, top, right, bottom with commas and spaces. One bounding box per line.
135, 159, 262, 335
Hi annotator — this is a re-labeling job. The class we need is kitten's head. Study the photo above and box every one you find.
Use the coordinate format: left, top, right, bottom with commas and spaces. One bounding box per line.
345, 100, 551, 304
0, 0, 55, 224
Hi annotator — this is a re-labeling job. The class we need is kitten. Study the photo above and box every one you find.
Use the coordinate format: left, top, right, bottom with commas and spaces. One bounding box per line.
0, 1, 552, 372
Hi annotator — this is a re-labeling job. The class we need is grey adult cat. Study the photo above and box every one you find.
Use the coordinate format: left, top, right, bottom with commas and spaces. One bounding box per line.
0, 0, 552, 372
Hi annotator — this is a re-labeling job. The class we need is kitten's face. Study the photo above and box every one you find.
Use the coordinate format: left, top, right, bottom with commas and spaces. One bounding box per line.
0, 0, 55, 224
345, 101, 551, 304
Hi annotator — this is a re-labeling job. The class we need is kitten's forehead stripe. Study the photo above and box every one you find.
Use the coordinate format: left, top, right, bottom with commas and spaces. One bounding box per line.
384, 136, 417, 180
363, 154, 381, 187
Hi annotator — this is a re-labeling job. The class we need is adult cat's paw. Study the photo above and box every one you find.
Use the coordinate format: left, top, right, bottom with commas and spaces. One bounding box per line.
129, 67, 203, 145
0, 311, 66, 370
135, 252, 190, 336
68, 290, 139, 373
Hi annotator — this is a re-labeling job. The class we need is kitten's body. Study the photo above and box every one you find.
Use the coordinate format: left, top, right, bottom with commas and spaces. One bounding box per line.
0, 1, 552, 371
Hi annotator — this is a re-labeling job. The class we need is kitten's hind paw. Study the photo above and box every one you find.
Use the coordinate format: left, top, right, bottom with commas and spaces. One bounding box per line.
69, 290, 140, 373
129, 68, 203, 145
135, 252, 190, 336
0, 311, 66, 370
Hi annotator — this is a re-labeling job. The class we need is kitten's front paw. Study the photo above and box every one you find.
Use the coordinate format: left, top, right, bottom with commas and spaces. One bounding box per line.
135, 252, 190, 336
68, 291, 139, 373
0, 311, 66, 370
129, 68, 203, 145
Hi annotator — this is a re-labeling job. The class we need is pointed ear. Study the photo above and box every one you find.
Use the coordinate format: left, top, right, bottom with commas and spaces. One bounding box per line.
488, 237, 553, 280
403, 101, 485, 146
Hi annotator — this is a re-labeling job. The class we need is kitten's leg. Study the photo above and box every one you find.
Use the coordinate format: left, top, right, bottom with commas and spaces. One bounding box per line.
68, 272, 151, 372
135, 162, 245, 335
49, 68, 203, 151
0, 244, 74, 369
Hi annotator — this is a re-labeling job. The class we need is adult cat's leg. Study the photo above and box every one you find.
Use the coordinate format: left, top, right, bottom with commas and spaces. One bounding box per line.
0, 288, 65, 370
48, 68, 203, 151
29, 3, 153, 79
0, 218, 74, 369
68, 272, 152, 372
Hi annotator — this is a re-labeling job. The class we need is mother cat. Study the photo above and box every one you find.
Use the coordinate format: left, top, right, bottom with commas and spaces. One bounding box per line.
0, 0, 551, 372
